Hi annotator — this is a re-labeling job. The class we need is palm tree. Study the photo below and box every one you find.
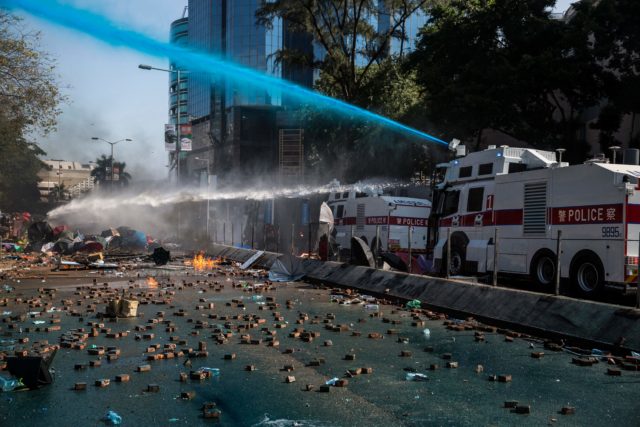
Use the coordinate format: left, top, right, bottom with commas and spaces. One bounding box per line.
91, 154, 111, 184
48, 183, 68, 202
113, 161, 131, 186
91, 155, 132, 187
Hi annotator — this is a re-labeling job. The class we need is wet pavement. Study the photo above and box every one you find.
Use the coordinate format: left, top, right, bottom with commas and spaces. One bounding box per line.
0, 266, 639, 426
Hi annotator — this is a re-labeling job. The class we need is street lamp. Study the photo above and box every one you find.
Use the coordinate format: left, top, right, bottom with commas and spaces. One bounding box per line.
138, 63, 188, 184
91, 137, 132, 183
195, 156, 211, 239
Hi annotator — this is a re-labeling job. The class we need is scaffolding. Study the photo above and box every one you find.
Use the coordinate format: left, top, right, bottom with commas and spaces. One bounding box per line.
279, 129, 304, 183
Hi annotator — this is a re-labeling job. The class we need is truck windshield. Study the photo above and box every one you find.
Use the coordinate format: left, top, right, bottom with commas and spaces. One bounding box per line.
442, 190, 460, 216
434, 167, 447, 185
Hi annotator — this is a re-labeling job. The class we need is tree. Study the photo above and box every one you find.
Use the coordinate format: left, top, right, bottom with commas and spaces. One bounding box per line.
410, 0, 603, 162
256, 1, 447, 181
48, 183, 68, 203
573, 0, 640, 151
0, 12, 64, 134
0, 12, 64, 212
302, 58, 440, 181
114, 161, 132, 186
0, 114, 45, 211
256, 0, 431, 103
91, 155, 131, 187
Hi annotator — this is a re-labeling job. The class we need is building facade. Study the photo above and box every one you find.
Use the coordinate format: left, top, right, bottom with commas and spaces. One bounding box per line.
180, 0, 314, 186
174, 1, 426, 185
37, 160, 95, 201
169, 16, 190, 179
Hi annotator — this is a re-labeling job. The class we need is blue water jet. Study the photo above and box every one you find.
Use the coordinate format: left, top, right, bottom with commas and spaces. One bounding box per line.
2, 0, 448, 146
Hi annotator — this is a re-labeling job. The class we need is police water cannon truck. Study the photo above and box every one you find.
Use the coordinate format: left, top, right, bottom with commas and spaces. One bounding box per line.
326, 185, 431, 265
429, 143, 640, 297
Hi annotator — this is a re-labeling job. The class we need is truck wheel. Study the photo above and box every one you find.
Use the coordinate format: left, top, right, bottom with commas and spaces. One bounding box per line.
530, 250, 556, 288
448, 244, 466, 276
570, 253, 604, 298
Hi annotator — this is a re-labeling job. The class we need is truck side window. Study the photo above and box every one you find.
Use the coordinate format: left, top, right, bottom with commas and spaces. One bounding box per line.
459, 166, 472, 178
336, 205, 344, 218
342, 192, 349, 199
478, 163, 493, 175
508, 163, 527, 173
443, 190, 460, 216
467, 187, 484, 212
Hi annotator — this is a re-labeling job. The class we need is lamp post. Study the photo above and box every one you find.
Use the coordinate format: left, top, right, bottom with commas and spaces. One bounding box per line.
195, 156, 211, 240
57, 163, 62, 186
91, 137, 132, 184
138, 63, 187, 185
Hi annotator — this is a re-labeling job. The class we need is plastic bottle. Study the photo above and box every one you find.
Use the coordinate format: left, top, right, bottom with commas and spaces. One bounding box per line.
0, 376, 24, 392
201, 367, 220, 376
325, 377, 339, 386
104, 410, 122, 425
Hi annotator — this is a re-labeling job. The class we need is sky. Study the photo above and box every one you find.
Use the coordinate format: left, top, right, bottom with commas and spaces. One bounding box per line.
14, 0, 575, 181
20, 0, 187, 180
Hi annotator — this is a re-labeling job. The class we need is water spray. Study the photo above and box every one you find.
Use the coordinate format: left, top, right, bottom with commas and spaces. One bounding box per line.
48, 181, 406, 218
1, 0, 448, 146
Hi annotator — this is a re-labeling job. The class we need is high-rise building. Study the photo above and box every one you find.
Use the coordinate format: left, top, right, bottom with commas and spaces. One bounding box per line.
169, 16, 189, 178
169, 17, 189, 125
181, 0, 314, 186
176, 1, 425, 185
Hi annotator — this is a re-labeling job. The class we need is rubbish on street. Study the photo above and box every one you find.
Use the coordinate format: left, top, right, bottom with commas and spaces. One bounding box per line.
151, 246, 171, 265
406, 299, 421, 309
0, 374, 25, 392
7, 349, 57, 389
103, 410, 122, 425
325, 377, 339, 385
105, 299, 139, 318
269, 254, 305, 282
405, 372, 429, 382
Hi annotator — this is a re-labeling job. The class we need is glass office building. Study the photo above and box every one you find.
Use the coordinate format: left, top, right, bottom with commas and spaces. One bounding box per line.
184, 0, 314, 182
169, 17, 189, 126
179, 0, 423, 183
186, 0, 299, 120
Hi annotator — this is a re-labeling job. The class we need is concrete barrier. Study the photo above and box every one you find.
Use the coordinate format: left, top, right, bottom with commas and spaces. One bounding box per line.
210, 245, 640, 351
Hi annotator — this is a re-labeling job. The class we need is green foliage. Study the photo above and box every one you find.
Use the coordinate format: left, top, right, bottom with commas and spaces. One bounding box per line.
0, 115, 45, 211
48, 183, 68, 203
303, 59, 441, 181
410, 0, 639, 162
257, 1, 443, 181
411, 0, 604, 160
0, 11, 64, 212
257, 0, 431, 101
91, 155, 132, 188
573, 0, 640, 150
0, 11, 64, 134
